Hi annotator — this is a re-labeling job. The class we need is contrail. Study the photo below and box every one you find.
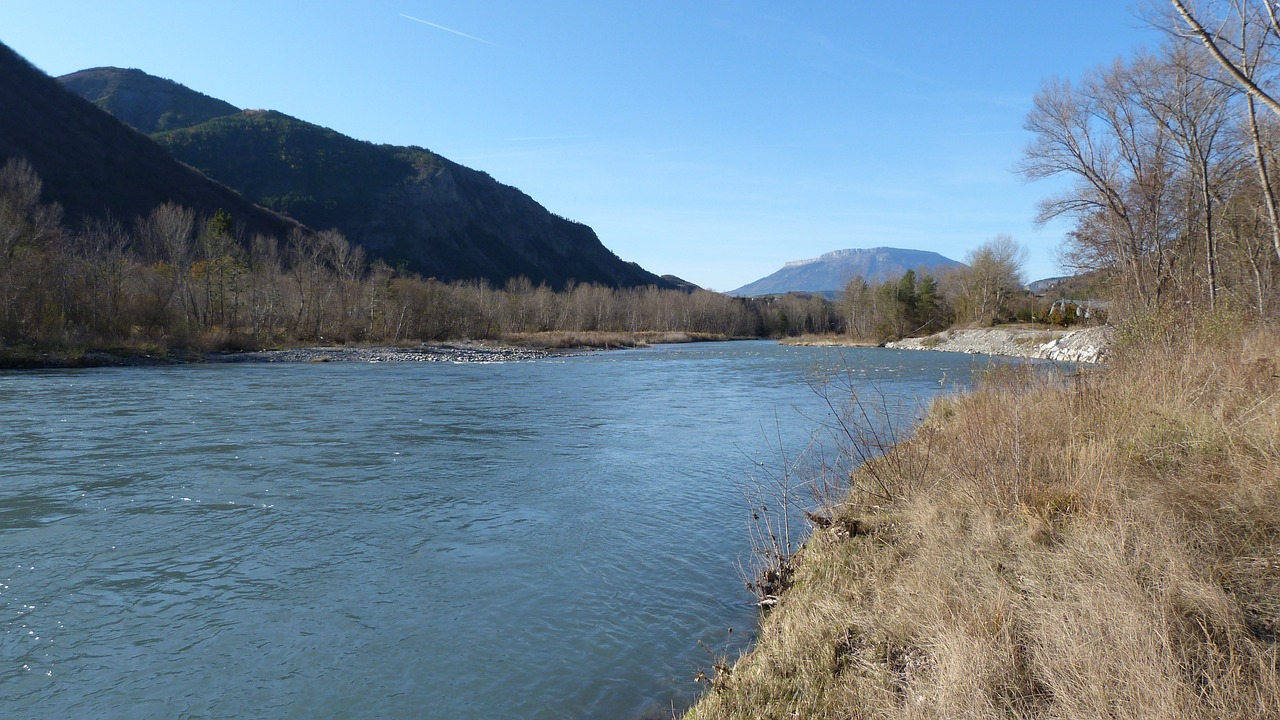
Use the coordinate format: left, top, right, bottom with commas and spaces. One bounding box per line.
400, 13, 495, 45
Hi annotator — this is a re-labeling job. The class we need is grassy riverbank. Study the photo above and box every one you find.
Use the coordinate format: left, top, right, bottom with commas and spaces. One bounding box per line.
687, 317, 1280, 719
0, 342, 208, 369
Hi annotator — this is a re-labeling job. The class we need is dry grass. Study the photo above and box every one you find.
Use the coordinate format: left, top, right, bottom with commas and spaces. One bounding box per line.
780, 334, 882, 347
687, 318, 1280, 719
500, 330, 728, 349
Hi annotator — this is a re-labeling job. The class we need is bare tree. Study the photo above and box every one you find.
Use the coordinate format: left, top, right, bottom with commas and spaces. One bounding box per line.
1167, 0, 1280, 265
1167, 0, 1280, 114
136, 202, 197, 328
1132, 46, 1244, 307
0, 158, 62, 262
943, 235, 1027, 325
73, 217, 135, 337
1021, 62, 1180, 307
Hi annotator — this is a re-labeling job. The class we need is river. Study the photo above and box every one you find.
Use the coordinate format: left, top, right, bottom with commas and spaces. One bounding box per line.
0, 341, 1013, 719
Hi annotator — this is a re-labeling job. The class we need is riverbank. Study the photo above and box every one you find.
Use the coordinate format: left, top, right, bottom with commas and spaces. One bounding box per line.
500, 330, 732, 349
0, 342, 569, 369
213, 342, 567, 364
777, 325, 1113, 363
0, 331, 740, 369
686, 321, 1280, 719
778, 334, 880, 348
887, 325, 1112, 363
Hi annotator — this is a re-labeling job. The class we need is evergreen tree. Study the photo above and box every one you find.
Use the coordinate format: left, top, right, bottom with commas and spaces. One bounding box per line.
916, 273, 940, 332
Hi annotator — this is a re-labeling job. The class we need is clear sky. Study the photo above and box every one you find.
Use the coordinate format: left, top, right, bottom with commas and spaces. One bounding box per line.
2, 1, 1164, 291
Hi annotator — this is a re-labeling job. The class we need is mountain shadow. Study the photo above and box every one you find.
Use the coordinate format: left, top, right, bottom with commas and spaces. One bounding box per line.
0, 43, 298, 240
59, 66, 673, 290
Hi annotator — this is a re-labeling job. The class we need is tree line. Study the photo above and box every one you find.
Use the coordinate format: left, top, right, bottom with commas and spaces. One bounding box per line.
836, 235, 1054, 343
1018, 0, 1280, 316
0, 158, 844, 353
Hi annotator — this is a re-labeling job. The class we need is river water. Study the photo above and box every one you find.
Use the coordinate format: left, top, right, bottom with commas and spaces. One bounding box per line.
0, 341, 1011, 719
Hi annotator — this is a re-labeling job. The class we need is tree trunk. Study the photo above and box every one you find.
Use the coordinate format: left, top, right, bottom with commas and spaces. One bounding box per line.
1246, 94, 1280, 267
1199, 167, 1218, 309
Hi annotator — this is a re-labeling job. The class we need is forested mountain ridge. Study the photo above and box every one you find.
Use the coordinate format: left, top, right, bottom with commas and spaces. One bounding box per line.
58, 67, 239, 134
57, 66, 673, 289
0, 43, 298, 239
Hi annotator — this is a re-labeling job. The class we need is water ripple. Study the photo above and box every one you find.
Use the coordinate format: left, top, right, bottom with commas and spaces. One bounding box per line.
0, 342, 1003, 718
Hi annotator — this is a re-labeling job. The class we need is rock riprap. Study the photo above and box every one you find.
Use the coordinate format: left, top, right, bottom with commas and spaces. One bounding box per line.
886, 326, 1113, 363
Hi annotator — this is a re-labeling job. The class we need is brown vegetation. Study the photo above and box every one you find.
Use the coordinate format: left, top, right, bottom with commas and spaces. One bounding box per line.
687, 315, 1280, 719
689, 9, 1280, 716
500, 330, 728, 349
0, 159, 843, 362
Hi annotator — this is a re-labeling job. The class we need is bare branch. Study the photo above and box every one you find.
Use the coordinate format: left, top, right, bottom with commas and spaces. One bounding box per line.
1170, 0, 1280, 115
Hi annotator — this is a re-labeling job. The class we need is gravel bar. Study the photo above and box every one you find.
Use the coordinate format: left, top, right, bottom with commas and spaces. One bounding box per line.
210, 343, 573, 364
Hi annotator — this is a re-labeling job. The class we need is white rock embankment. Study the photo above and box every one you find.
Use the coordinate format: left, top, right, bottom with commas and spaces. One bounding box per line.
886, 325, 1113, 364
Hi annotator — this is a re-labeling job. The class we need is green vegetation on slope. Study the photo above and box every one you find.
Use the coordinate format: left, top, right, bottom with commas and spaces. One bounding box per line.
149, 108, 667, 288
154, 111, 427, 234
688, 315, 1280, 719
0, 42, 296, 241
54, 64, 673, 290
58, 66, 240, 134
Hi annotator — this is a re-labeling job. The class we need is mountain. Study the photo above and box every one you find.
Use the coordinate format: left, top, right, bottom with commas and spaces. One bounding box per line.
0, 43, 298, 240
660, 274, 703, 292
1026, 270, 1110, 299
730, 247, 965, 297
59, 67, 238, 134
57, 66, 672, 290
1026, 275, 1072, 293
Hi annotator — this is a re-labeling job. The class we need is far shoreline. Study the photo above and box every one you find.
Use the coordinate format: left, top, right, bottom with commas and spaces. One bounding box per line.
0, 326, 1113, 370
0, 331, 741, 370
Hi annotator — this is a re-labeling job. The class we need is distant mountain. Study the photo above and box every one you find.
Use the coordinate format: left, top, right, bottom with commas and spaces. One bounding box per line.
58, 66, 673, 290
1026, 270, 1110, 299
59, 67, 239, 134
1026, 275, 1072, 293
730, 247, 965, 297
0, 44, 297, 239
661, 274, 703, 292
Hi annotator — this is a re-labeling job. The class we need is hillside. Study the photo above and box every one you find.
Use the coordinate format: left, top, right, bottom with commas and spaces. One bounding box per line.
1026, 269, 1113, 300
731, 247, 964, 296
59, 67, 673, 290
58, 67, 239, 134
0, 42, 297, 239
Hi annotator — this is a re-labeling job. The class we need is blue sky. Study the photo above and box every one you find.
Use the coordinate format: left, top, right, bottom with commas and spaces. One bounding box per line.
2, 2, 1162, 291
